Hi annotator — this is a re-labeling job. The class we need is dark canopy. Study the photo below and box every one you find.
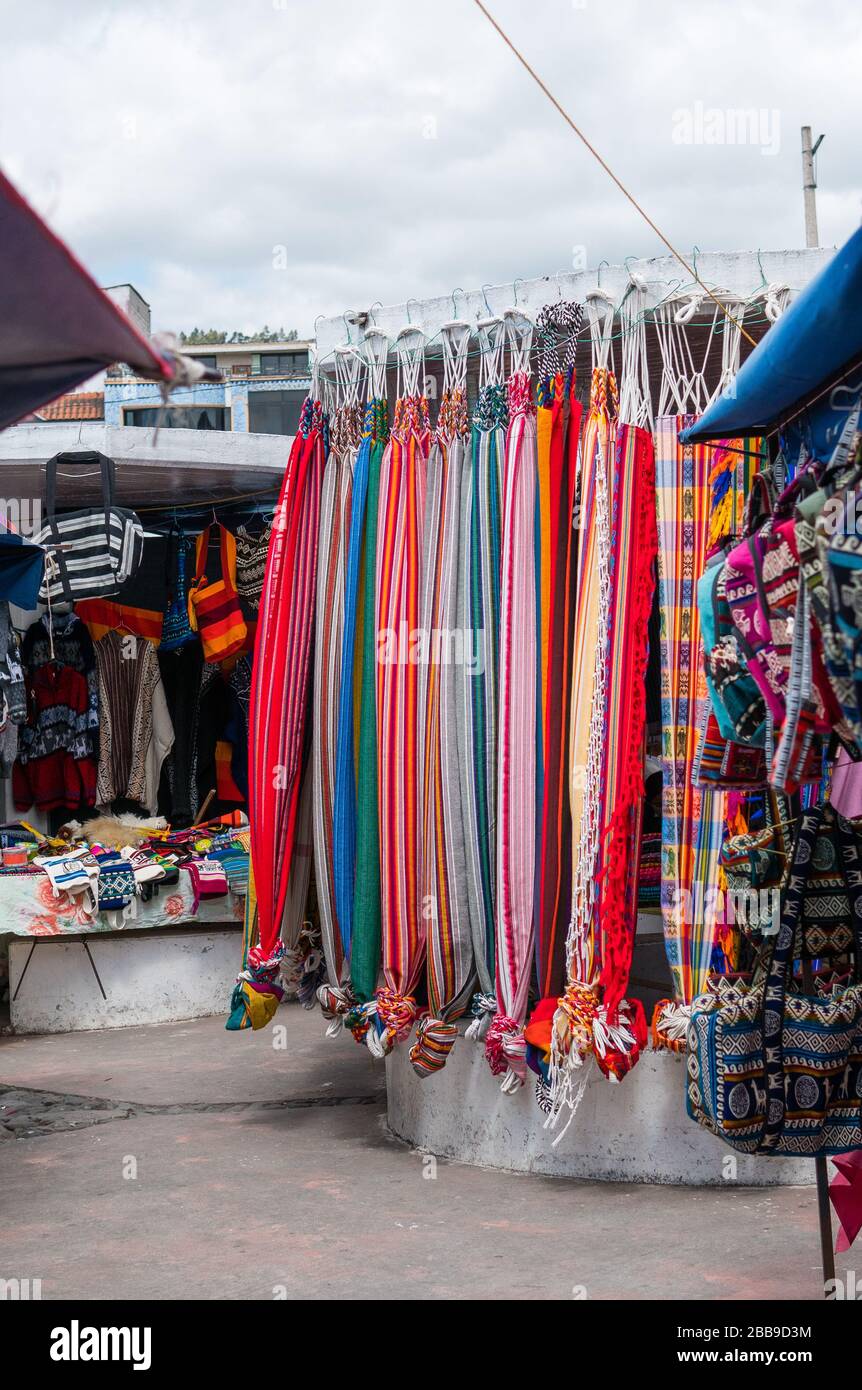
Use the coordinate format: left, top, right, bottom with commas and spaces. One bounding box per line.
0, 168, 173, 431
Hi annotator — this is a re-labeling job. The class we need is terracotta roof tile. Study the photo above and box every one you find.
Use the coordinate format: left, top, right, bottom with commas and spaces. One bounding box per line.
39, 391, 105, 421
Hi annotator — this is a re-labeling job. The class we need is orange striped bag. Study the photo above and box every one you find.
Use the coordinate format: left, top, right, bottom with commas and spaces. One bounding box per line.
188, 525, 248, 661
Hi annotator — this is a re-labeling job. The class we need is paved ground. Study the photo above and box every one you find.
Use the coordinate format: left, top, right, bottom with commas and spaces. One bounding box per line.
0, 1007, 851, 1300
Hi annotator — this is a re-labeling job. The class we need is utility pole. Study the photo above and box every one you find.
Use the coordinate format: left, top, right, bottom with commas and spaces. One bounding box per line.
801, 126, 825, 248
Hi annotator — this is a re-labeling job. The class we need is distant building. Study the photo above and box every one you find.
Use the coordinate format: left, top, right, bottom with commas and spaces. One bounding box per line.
103, 306, 313, 436
103, 284, 152, 338
32, 391, 105, 422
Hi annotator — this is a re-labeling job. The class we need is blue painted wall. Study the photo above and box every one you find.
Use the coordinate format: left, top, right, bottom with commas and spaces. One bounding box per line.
104, 374, 313, 431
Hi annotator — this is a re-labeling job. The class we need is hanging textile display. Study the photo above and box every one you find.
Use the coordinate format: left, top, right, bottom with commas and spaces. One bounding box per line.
533, 300, 584, 1004
354, 327, 430, 1056
651, 300, 731, 1046
313, 347, 363, 1024
592, 285, 657, 1041
242, 388, 327, 1023
227, 764, 314, 1032
545, 293, 644, 1127
330, 330, 389, 1020
486, 309, 538, 1090
460, 319, 507, 1039
411, 322, 475, 1077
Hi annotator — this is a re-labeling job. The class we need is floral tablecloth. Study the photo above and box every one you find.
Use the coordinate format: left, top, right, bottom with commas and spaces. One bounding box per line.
0, 868, 245, 937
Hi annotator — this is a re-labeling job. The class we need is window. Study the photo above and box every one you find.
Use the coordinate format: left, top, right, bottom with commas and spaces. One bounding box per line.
258, 351, 309, 375
248, 389, 305, 436
123, 405, 231, 430
192, 355, 218, 370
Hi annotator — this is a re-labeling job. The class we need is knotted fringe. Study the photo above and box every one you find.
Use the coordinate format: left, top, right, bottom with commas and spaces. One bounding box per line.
484, 1014, 527, 1093
226, 939, 286, 1032
409, 1016, 459, 1077
651, 998, 691, 1052
316, 981, 356, 1038
544, 983, 646, 1145
282, 922, 324, 1009
464, 991, 497, 1042
345, 989, 418, 1058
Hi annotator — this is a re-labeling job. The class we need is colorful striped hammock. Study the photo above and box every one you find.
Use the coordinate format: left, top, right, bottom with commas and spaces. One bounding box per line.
487, 316, 537, 1090
314, 369, 362, 1023
411, 326, 475, 1077
461, 320, 506, 1040
242, 393, 326, 1023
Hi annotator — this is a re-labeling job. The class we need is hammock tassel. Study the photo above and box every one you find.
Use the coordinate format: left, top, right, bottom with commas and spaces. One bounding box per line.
484, 1014, 527, 1088
544, 983, 647, 1140
464, 991, 497, 1042
316, 981, 356, 1037
409, 1016, 459, 1078
352, 989, 419, 1059
651, 998, 692, 1053
225, 940, 286, 1032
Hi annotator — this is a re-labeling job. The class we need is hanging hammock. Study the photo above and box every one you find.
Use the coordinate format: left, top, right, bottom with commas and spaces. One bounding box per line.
487, 310, 538, 1091
332, 331, 390, 1018
353, 328, 430, 1055
651, 300, 731, 1045
460, 319, 507, 1042
594, 282, 657, 1032
534, 300, 584, 1002
241, 390, 326, 1025
314, 348, 363, 1024
411, 322, 475, 1076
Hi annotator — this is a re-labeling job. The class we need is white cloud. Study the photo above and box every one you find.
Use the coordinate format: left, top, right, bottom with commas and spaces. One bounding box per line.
1, 0, 859, 337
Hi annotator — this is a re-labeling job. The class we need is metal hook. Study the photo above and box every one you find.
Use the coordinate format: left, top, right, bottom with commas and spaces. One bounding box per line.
405, 298, 422, 327
597, 259, 610, 289
513, 277, 526, 307
368, 301, 383, 326
755, 248, 768, 289
481, 284, 494, 316
451, 287, 464, 318
314, 313, 326, 334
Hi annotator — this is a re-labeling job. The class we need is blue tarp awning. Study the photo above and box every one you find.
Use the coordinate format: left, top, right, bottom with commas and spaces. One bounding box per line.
681, 227, 862, 457
0, 527, 44, 609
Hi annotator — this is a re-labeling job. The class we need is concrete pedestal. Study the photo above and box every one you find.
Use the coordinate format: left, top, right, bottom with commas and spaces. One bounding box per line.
386, 1034, 815, 1186
9, 926, 241, 1033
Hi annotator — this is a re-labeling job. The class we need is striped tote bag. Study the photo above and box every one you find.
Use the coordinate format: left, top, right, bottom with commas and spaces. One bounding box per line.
36, 451, 144, 604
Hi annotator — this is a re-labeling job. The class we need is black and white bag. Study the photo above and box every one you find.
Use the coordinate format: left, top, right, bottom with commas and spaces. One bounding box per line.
35, 452, 144, 604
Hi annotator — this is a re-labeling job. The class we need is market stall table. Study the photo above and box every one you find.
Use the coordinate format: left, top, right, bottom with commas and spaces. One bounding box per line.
1, 866, 245, 1034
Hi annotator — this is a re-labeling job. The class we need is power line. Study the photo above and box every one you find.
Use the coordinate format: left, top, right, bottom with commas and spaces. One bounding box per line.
471, 0, 758, 349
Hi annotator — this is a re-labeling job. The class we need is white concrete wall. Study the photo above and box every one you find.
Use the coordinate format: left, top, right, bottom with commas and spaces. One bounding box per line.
316, 248, 834, 356
9, 927, 241, 1033
387, 1032, 815, 1186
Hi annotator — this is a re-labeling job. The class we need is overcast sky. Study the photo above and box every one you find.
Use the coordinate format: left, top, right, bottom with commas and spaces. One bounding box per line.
1, 0, 859, 339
